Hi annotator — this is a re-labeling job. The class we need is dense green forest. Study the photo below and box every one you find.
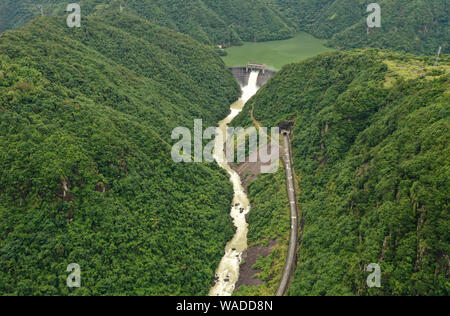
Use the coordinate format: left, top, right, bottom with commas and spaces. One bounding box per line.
1, 0, 447, 55
0, 0, 448, 297
234, 168, 292, 296
0, 12, 241, 295
0, 0, 293, 45
276, 0, 449, 55
233, 50, 449, 295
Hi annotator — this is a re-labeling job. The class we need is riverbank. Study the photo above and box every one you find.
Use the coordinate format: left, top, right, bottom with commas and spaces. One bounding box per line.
209, 71, 261, 296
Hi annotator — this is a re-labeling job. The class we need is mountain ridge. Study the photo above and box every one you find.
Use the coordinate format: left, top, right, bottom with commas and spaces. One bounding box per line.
0, 12, 239, 295
1, 0, 447, 55
232, 49, 449, 295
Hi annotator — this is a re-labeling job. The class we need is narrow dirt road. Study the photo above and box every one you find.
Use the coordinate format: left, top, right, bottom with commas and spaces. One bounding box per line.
276, 131, 299, 296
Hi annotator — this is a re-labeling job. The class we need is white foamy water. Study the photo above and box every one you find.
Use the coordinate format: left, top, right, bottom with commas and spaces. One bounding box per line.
209, 71, 260, 296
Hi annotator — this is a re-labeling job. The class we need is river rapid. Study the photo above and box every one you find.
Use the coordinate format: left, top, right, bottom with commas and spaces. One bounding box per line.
209, 71, 260, 296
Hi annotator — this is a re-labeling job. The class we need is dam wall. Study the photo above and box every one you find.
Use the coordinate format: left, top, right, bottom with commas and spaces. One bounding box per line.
229, 67, 276, 88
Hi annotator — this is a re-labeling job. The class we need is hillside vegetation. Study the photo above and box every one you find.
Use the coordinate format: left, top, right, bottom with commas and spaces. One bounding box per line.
233, 50, 449, 295
0, 0, 448, 297
0, 13, 240, 295
1, 0, 447, 55
277, 0, 449, 55
234, 168, 292, 296
0, 0, 293, 45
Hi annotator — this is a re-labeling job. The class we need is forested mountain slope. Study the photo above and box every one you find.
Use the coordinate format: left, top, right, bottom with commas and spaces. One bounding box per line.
124, 0, 293, 44
1, 0, 447, 55
0, 0, 293, 45
233, 50, 449, 295
0, 13, 240, 295
277, 0, 449, 55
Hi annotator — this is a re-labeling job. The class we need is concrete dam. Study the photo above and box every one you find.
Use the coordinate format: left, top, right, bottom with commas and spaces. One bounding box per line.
229, 67, 276, 88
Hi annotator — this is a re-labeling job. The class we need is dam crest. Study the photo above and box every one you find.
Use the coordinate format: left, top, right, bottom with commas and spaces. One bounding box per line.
229, 67, 276, 88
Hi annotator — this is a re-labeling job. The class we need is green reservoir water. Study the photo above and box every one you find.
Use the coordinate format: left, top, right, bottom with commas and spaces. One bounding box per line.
222, 32, 334, 70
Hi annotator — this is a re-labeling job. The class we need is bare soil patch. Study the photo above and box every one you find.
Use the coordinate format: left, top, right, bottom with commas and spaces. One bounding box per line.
230, 142, 280, 190
234, 239, 278, 291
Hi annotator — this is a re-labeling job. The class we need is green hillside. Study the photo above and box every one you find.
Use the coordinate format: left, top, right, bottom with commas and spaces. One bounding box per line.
0, 13, 240, 295
277, 0, 449, 55
0, 0, 448, 298
1, 1, 447, 55
0, 0, 293, 45
233, 50, 449, 295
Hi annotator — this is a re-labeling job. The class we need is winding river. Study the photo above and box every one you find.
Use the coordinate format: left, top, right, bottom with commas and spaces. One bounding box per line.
209, 71, 260, 296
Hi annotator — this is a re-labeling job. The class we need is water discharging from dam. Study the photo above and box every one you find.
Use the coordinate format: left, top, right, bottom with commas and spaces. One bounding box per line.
209, 71, 260, 296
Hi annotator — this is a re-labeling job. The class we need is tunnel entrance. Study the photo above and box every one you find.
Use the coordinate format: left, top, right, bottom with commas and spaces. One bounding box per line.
279, 121, 294, 132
